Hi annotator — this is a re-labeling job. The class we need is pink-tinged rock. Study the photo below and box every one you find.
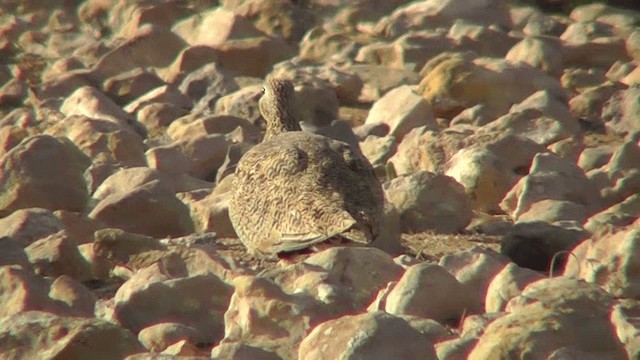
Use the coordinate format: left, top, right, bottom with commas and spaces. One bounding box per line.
384, 171, 472, 233
485, 263, 544, 313
0, 208, 63, 246
89, 181, 194, 238
385, 263, 471, 323
564, 226, 640, 298
500, 152, 600, 220
113, 260, 233, 342
364, 85, 437, 141
298, 311, 437, 360
46, 115, 146, 167
0, 135, 91, 215
138, 322, 204, 352
0, 311, 144, 359
0, 266, 94, 317
439, 247, 511, 312
24, 230, 91, 282
91, 24, 187, 80
611, 300, 640, 359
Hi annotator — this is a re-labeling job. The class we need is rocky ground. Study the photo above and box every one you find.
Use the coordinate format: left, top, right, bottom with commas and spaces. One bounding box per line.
0, 0, 639, 359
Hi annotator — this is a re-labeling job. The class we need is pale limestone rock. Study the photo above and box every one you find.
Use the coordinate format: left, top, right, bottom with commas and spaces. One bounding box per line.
0, 208, 63, 246
479, 90, 581, 146
89, 181, 194, 238
564, 226, 640, 298
373, 0, 511, 37
356, 31, 453, 72
124, 85, 193, 114
602, 85, 640, 137
364, 85, 436, 141
113, 261, 233, 342
223, 275, 332, 359
516, 199, 589, 224
386, 263, 471, 323
0, 266, 94, 317
303, 247, 404, 308
92, 24, 187, 80
506, 36, 563, 75
298, 311, 437, 360
24, 230, 90, 281
211, 342, 280, 359
138, 322, 203, 352
469, 277, 627, 359
172, 8, 293, 77
439, 247, 510, 312
611, 300, 640, 359
384, 171, 472, 233
103, 68, 165, 105
501, 152, 599, 220
0, 311, 144, 359
45, 115, 146, 167
584, 194, 640, 232
418, 53, 565, 119
0, 135, 91, 214
485, 263, 544, 313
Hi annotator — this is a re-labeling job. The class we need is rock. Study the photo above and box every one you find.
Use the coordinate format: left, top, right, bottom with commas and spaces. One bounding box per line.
578, 145, 616, 172
212, 84, 263, 126
92, 167, 174, 200
436, 337, 477, 360
364, 85, 437, 141
211, 342, 280, 360
506, 36, 563, 75
417, 52, 565, 119
469, 277, 627, 359
89, 181, 194, 238
137, 102, 189, 137
356, 31, 453, 72
386, 263, 471, 323
374, 0, 511, 37
177, 62, 238, 107
92, 228, 167, 271
485, 263, 544, 313
359, 135, 397, 170
92, 24, 187, 80
299, 311, 437, 360
138, 322, 204, 352
303, 247, 404, 309
24, 230, 90, 281
611, 300, 640, 359
447, 20, 516, 58
501, 221, 588, 272
46, 115, 146, 167
439, 247, 511, 312
59, 86, 140, 132
183, 191, 236, 238
169, 134, 230, 180
349, 64, 421, 103
103, 68, 165, 106
172, 8, 294, 77
0, 207, 63, 246
384, 171, 472, 233
584, 194, 640, 233
167, 114, 256, 142
0, 237, 30, 268
516, 199, 589, 224
602, 85, 640, 137
0, 311, 144, 359
0, 135, 91, 214
223, 275, 332, 359
124, 85, 193, 114
588, 137, 640, 207
564, 226, 640, 298
113, 260, 233, 343
500, 152, 600, 220
478, 90, 581, 146
0, 266, 94, 317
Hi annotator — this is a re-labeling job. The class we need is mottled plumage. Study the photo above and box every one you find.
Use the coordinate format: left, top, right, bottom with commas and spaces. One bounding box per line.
229, 78, 384, 255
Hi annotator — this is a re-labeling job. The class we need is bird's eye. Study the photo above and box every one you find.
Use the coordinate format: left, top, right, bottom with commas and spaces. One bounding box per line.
261, 87, 265, 94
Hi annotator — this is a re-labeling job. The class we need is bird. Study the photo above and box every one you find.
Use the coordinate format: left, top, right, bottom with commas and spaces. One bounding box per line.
228, 78, 384, 256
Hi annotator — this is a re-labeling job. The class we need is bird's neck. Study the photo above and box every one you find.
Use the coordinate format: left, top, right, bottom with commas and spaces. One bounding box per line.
264, 108, 302, 141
